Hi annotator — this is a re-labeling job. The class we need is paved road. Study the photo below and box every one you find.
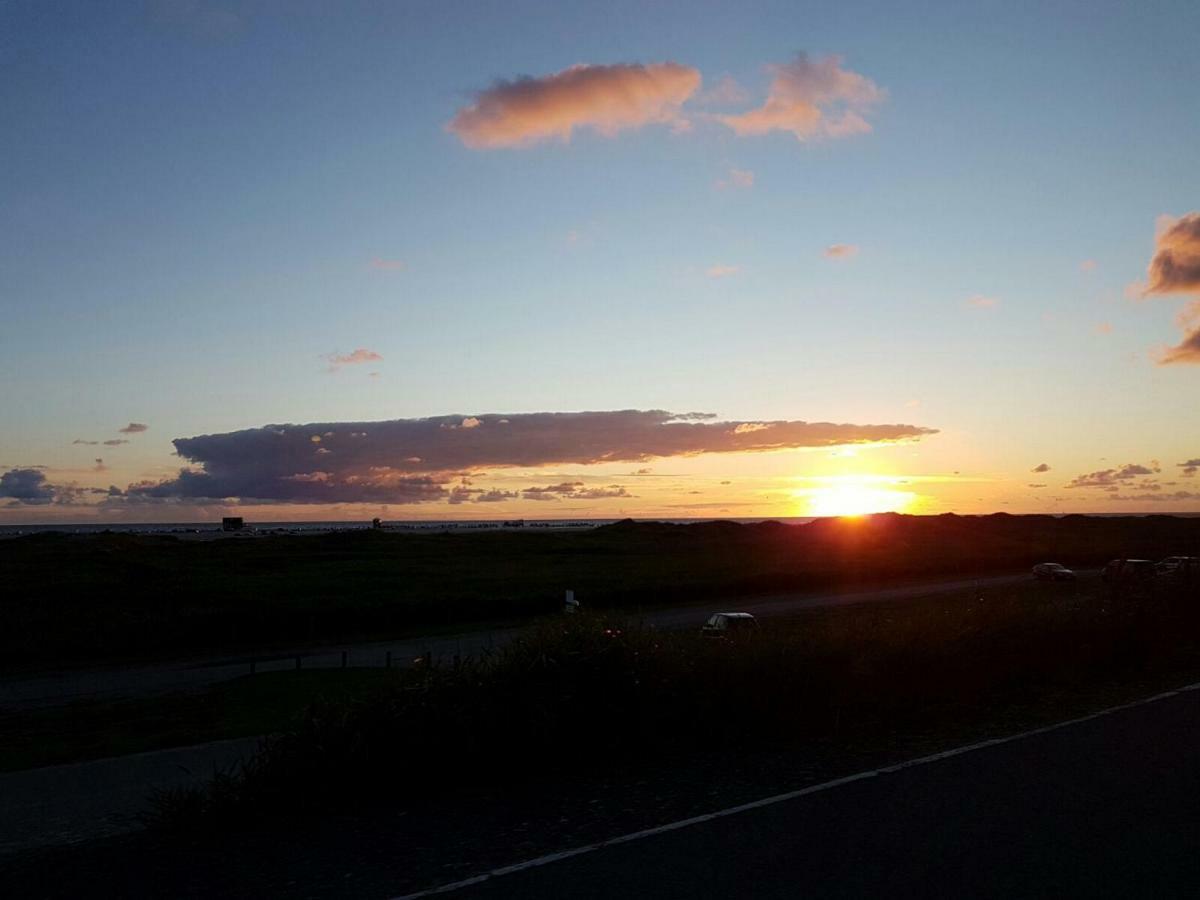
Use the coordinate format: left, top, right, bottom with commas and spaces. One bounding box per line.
440, 686, 1200, 900
0, 736, 260, 857
0, 572, 1032, 710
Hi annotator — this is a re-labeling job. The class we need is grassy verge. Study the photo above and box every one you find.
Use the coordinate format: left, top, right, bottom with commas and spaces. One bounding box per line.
149, 575, 1200, 829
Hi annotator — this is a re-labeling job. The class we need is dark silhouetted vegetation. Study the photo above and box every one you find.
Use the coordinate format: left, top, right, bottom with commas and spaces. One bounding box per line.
3, 514, 1200, 669
151, 574, 1200, 829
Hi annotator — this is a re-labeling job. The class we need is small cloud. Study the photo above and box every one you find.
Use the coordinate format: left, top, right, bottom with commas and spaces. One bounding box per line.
448, 62, 701, 149
1179, 458, 1199, 477
72, 439, 99, 446
324, 349, 383, 372
475, 489, 518, 503
93, 458, 107, 472
707, 264, 740, 279
1032, 463, 1051, 473
966, 295, 999, 309
715, 167, 754, 190
1080, 259, 1097, 272
104, 439, 130, 446
1143, 213, 1200, 297
1028, 483, 1047, 488
119, 423, 148, 434
369, 258, 406, 271
716, 53, 884, 142
1095, 322, 1114, 335
904, 399, 921, 409
823, 244, 859, 260
460, 417, 482, 429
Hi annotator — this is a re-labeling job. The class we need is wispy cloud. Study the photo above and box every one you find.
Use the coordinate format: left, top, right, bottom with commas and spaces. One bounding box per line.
448, 62, 701, 149
119, 423, 148, 434
369, 258, 406, 271
1066, 461, 1161, 488
715, 167, 754, 190
966, 295, 999, 309
323, 349, 383, 372
823, 243, 859, 260
716, 54, 883, 142
707, 264, 740, 279
1136, 213, 1200, 365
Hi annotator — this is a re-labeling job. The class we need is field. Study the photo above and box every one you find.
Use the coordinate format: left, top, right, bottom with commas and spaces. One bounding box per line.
146, 571, 1200, 828
3, 514, 1199, 670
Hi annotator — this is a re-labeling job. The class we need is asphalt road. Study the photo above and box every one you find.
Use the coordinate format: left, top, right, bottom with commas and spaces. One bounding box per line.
419, 684, 1200, 899
0, 571, 1031, 710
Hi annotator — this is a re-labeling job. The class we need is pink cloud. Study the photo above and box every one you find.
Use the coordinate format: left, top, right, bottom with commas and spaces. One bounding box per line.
1158, 299, 1200, 366
966, 295, 999, 309
1080, 259, 1097, 272
716, 54, 883, 142
369, 258, 406, 271
707, 264, 740, 279
324, 349, 383, 372
1144, 213, 1200, 297
823, 243, 859, 260
715, 167, 754, 190
448, 62, 701, 149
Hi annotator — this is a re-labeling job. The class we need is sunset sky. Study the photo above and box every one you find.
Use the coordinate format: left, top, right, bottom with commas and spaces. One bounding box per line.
2, 0, 1198, 523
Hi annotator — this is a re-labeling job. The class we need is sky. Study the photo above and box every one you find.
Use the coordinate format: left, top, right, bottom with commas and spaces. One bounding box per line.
2, 0, 1198, 523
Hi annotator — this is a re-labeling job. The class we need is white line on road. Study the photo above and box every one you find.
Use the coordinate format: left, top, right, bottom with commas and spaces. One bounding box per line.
391, 679, 1200, 899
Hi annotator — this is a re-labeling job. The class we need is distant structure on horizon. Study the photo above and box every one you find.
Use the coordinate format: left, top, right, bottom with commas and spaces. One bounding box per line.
221, 516, 245, 532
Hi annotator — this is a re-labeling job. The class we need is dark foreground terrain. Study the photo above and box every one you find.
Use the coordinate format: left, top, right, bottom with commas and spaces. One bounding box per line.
3, 513, 1199, 669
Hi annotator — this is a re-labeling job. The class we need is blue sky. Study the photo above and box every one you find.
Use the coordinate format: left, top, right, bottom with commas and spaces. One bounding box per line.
2, 0, 1198, 521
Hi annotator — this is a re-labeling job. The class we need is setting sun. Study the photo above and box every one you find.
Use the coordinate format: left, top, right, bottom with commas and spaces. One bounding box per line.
797, 478, 917, 517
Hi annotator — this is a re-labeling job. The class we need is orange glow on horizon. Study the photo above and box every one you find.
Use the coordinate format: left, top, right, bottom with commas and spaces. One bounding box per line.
795, 476, 917, 518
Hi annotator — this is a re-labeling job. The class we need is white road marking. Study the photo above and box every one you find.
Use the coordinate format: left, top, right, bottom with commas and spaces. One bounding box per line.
391, 680, 1200, 899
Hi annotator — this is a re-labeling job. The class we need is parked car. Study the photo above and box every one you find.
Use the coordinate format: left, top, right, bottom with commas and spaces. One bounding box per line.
1101, 559, 1156, 583
1032, 562, 1076, 582
702, 612, 758, 637
1156, 556, 1200, 583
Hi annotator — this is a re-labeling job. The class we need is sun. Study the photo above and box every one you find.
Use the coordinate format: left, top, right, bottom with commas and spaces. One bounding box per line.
797, 478, 916, 518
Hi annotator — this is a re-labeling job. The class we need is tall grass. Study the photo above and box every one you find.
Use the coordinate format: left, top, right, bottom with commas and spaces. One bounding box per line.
150, 576, 1200, 829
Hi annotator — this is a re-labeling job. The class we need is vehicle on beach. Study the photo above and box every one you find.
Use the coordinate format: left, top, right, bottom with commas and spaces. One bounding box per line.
1032, 562, 1076, 582
1101, 559, 1156, 584
702, 612, 758, 637
1156, 556, 1199, 584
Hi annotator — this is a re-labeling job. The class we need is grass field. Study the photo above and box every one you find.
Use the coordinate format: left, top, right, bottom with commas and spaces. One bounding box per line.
144, 572, 1200, 827
4, 514, 1200, 671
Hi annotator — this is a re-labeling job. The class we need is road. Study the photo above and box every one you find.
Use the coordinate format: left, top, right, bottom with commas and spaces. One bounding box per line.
0, 571, 1032, 710
410, 684, 1200, 899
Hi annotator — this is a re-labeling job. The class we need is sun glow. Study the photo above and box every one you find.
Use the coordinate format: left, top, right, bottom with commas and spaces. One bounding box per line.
795, 477, 917, 517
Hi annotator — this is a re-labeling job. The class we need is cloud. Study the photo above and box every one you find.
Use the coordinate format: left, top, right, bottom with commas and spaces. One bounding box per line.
1066, 461, 1162, 488
324, 349, 383, 372
0, 468, 56, 505
93, 458, 107, 472
1178, 458, 1199, 477
73, 439, 99, 446
1032, 463, 1051, 473
124, 410, 936, 505
1080, 259, 1097, 272
119, 423, 149, 434
1158, 300, 1200, 365
475, 489, 519, 503
369, 258, 406, 271
715, 168, 754, 190
1095, 322, 1114, 335
1143, 214, 1200, 297
104, 439, 131, 446
716, 54, 883, 142
823, 244, 859, 260
448, 62, 701, 149
1110, 490, 1200, 503
966, 295, 999, 309
707, 264, 740, 279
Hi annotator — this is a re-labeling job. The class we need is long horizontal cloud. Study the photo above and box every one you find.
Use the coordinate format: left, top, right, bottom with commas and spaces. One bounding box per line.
448, 63, 701, 149
126, 410, 936, 504
716, 54, 883, 142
